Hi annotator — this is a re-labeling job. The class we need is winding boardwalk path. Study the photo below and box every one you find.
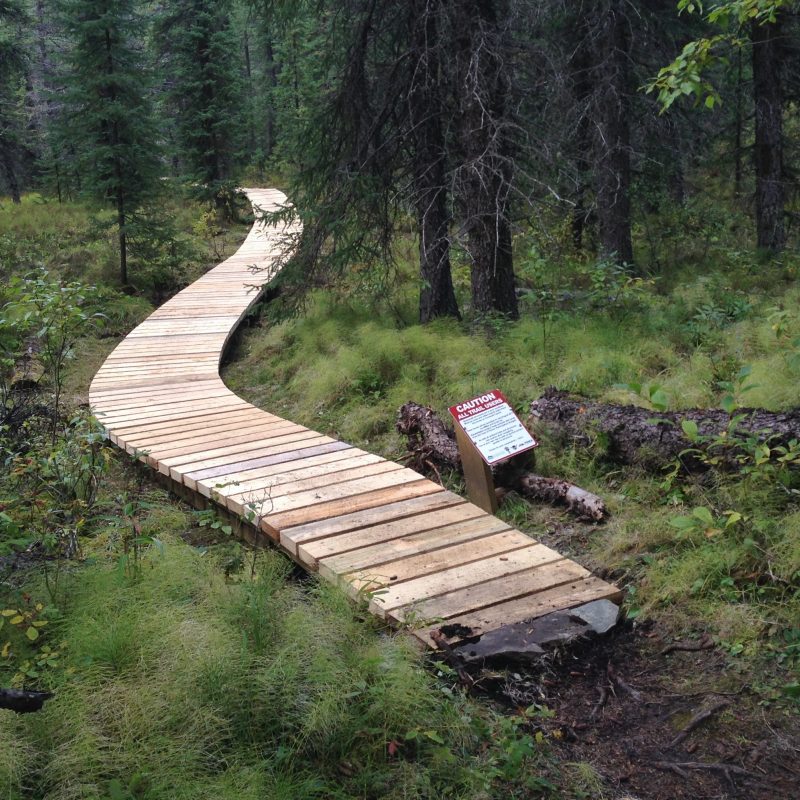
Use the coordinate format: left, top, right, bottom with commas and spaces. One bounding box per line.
90, 188, 621, 649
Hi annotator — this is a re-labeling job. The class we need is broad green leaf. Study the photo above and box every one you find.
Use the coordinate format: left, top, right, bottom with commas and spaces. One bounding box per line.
692, 506, 714, 525
650, 388, 669, 411
26, 626, 39, 641
681, 419, 699, 441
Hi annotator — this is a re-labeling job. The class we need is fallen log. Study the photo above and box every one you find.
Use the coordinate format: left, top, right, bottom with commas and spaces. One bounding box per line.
396, 402, 607, 522
529, 387, 800, 471
0, 687, 53, 713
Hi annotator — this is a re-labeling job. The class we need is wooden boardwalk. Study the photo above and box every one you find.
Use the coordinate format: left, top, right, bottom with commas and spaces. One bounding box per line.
90, 188, 621, 648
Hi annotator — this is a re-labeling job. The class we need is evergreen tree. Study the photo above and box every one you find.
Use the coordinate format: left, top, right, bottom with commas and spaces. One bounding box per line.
0, 0, 27, 203
58, 0, 158, 284
156, 0, 244, 210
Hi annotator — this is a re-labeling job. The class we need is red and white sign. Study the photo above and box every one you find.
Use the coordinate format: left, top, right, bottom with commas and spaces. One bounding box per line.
449, 390, 538, 465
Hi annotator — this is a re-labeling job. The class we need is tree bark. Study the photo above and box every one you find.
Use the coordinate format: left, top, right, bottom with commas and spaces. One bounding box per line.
117, 196, 128, 286
569, 14, 594, 253
530, 388, 800, 471
1, 146, 21, 203
454, 0, 519, 318
409, 1, 461, 323
264, 37, 278, 157
592, 0, 633, 266
751, 16, 785, 253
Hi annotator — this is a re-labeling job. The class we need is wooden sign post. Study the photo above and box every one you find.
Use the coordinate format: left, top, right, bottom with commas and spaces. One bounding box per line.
449, 390, 538, 515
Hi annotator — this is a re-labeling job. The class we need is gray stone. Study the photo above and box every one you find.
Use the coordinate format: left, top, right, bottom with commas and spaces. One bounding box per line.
451, 600, 620, 666
568, 599, 620, 635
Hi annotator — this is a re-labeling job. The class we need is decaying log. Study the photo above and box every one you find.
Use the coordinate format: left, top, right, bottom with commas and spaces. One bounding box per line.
518, 474, 606, 523
0, 687, 53, 713
397, 402, 608, 521
530, 387, 800, 471
397, 402, 460, 469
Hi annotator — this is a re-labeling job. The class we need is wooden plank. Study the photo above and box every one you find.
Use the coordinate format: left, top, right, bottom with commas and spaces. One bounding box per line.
108, 407, 264, 439
337, 528, 526, 591
93, 386, 232, 409
147, 420, 306, 461
281, 491, 466, 554
314, 513, 511, 576
454, 421, 498, 514
225, 461, 404, 515
250, 467, 427, 518
161, 430, 324, 476
392, 557, 589, 624
97, 397, 247, 425
413, 577, 624, 647
179, 434, 338, 485
262, 481, 444, 536
365, 543, 565, 616
298, 502, 486, 568
119, 410, 277, 449
186, 440, 353, 486
216, 452, 383, 499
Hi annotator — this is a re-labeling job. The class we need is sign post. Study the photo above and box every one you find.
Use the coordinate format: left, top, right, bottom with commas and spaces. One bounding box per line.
448, 390, 538, 515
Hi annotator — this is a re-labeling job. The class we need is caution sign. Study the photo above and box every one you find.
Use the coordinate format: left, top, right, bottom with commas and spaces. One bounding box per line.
448, 390, 538, 466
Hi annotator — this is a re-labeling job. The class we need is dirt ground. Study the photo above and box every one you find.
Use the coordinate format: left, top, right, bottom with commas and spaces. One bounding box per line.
478, 622, 799, 799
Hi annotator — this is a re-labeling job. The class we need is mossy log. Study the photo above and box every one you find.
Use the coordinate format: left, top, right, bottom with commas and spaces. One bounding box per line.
397, 402, 607, 522
529, 387, 800, 471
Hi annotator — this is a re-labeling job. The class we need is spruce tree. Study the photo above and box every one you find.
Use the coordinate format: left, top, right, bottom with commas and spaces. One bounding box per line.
0, 0, 27, 203
58, 0, 158, 285
156, 0, 244, 210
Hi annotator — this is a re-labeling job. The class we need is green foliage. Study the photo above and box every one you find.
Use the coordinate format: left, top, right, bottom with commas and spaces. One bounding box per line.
156, 0, 245, 208
56, 0, 160, 281
1, 270, 103, 435
647, 0, 797, 110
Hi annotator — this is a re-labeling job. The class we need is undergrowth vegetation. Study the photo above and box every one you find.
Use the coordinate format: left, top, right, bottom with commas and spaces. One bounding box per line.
1, 187, 798, 798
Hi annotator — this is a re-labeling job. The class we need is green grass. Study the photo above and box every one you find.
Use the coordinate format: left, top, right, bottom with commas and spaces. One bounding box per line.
1, 535, 547, 800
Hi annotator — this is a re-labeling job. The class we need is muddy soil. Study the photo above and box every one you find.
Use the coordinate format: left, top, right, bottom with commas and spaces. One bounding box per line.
478, 622, 799, 799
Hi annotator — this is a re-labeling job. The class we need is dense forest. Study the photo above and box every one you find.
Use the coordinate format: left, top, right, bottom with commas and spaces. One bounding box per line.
1, 1, 799, 799
2, 0, 798, 298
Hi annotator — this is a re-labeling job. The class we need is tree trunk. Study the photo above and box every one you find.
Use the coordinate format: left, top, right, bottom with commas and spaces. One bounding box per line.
734, 47, 744, 198
1, 146, 21, 203
117, 196, 128, 286
243, 27, 256, 155
530, 388, 800, 472
592, 0, 633, 266
454, 0, 519, 318
264, 37, 278, 157
751, 16, 785, 253
569, 11, 594, 252
410, 1, 460, 323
